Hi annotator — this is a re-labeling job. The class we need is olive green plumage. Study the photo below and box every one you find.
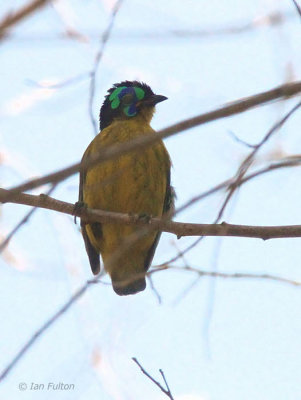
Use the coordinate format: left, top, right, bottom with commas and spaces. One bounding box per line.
79, 81, 173, 295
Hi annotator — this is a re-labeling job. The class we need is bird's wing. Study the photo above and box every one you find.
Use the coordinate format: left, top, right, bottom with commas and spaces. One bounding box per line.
79, 154, 101, 275
143, 166, 174, 272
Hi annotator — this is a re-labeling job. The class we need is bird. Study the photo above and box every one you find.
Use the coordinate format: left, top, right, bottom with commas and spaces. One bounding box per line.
78, 80, 174, 296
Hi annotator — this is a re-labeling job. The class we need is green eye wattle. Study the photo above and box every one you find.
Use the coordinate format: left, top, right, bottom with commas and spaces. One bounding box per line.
134, 87, 145, 100
111, 98, 120, 109
109, 86, 126, 101
109, 86, 145, 112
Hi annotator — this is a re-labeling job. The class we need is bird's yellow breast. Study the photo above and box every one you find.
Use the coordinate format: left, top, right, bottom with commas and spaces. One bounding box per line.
82, 118, 170, 264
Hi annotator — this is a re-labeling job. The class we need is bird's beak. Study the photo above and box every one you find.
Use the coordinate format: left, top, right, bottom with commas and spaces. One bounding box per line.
140, 94, 168, 107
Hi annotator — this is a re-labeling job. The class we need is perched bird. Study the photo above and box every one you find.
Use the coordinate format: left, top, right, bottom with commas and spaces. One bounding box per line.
79, 81, 173, 295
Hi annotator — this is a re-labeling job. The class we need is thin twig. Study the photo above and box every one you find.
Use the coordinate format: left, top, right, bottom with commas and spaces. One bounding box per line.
132, 358, 174, 400
227, 130, 257, 148
152, 265, 301, 287
93, 265, 301, 290
88, 0, 124, 134
147, 275, 162, 304
3, 81, 301, 198
159, 369, 173, 397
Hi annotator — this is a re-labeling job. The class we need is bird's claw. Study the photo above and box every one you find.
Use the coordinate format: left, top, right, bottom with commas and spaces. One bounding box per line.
73, 201, 87, 224
137, 213, 152, 224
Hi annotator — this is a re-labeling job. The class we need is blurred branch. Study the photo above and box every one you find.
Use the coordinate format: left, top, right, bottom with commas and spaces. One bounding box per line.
26, 72, 91, 89
89, 0, 124, 134
1, 257, 299, 382
3, 11, 297, 42
3, 188, 301, 239
51, 0, 88, 42
291, 0, 301, 19
132, 358, 174, 400
0, 283, 89, 381
3, 81, 301, 198
0, 0, 52, 40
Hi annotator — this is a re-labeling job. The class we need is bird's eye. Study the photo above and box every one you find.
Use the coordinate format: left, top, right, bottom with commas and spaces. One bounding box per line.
121, 93, 134, 105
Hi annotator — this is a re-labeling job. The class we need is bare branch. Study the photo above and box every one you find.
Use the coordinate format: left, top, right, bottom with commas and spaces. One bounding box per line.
0, 0, 52, 39
2, 81, 301, 198
132, 358, 174, 400
3, 189, 301, 240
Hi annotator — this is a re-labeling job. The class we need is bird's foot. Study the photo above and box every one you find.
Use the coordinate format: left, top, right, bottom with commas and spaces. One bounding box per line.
128, 212, 152, 224
137, 213, 152, 224
73, 201, 87, 224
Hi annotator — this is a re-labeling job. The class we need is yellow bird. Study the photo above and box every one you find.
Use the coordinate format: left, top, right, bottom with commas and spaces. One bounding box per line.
79, 81, 173, 295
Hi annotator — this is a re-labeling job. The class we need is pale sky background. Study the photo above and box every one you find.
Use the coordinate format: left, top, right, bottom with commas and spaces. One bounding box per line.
0, 0, 301, 399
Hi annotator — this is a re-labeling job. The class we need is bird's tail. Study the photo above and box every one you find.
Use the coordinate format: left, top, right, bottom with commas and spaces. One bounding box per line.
112, 275, 146, 296
109, 264, 146, 296
102, 246, 148, 295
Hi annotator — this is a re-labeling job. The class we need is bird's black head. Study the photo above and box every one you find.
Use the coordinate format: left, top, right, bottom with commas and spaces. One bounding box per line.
99, 81, 167, 131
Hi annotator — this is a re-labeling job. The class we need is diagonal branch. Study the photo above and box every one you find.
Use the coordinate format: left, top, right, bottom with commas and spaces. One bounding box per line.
291, 0, 301, 19
3, 81, 301, 198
